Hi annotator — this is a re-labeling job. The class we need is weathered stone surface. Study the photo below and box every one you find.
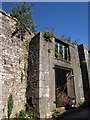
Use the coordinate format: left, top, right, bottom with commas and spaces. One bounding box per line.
78, 44, 90, 101
0, 9, 34, 118
27, 32, 89, 119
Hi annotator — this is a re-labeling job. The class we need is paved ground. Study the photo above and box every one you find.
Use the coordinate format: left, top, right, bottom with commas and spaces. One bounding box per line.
59, 107, 89, 119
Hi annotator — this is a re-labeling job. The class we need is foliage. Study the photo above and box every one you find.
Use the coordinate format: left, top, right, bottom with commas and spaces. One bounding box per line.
44, 27, 55, 42
28, 111, 34, 119
61, 34, 65, 39
72, 40, 78, 45
55, 95, 64, 107
44, 31, 54, 39
11, 1, 37, 40
55, 43, 63, 59
65, 37, 78, 45
81, 60, 87, 65
15, 110, 34, 119
65, 36, 71, 43
25, 39, 30, 50
76, 101, 88, 108
52, 110, 61, 119
17, 109, 26, 120
61, 34, 78, 45
7, 94, 13, 119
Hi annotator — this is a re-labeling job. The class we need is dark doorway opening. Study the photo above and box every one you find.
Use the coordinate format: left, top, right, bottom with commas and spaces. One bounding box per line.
55, 66, 75, 107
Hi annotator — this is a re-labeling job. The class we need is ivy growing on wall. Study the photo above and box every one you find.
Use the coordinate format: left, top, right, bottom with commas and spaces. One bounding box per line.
25, 39, 30, 51
7, 94, 13, 119
18, 109, 26, 119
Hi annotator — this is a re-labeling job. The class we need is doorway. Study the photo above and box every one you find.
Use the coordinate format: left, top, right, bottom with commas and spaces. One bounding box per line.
55, 66, 75, 107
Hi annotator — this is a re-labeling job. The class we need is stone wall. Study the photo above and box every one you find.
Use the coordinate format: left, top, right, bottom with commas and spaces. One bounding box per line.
78, 44, 90, 101
39, 32, 55, 118
0, 9, 34, 118
70, 45, 84, 103
28, 32, 85, 118
26, 33, 40, 118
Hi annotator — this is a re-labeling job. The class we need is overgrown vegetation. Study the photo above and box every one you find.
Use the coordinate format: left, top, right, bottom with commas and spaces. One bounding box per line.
43, 27, 55, 42
55, 95, 64, 107
28, 111, 34, 119
44, 31, 54, 40
76, 100, 88, 108
14, 109, 34, 119
7, 94, 13, 119
61, 34, 78, 45
25, 39, 30, 51
18, 109, 26, 119
52, 110, 61, 119
11, 1, 37, 40
81, 60, 87, 65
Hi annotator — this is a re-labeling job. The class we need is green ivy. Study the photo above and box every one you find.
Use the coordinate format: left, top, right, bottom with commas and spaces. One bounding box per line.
25, 39, 30, 51
28, 111, 34, 119
7, 94, 13, 119
18, 110, 26, 118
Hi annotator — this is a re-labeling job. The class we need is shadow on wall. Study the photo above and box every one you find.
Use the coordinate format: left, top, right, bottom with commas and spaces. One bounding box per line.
26, 33, 40, 119
78, 45, 89, 101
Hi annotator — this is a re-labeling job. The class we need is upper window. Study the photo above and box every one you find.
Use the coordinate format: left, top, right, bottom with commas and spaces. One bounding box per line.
55, 40, 70, 61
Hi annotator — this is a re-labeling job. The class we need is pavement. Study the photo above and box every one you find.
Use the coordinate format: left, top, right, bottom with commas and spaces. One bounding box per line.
58, 107, 89, 119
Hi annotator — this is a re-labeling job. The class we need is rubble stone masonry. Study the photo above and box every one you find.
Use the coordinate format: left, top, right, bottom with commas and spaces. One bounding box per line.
0, 9, 34, 118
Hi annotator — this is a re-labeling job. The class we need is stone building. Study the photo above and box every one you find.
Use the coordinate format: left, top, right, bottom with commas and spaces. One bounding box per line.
27, 32, 89, 118
0, 9, 90, 119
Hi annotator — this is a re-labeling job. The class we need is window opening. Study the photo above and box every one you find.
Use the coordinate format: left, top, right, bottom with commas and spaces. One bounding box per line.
55, 40, 70, 61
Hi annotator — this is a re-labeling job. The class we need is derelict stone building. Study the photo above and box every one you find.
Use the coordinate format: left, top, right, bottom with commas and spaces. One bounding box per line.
0, 9, 90, 119
27, 32, 90, 118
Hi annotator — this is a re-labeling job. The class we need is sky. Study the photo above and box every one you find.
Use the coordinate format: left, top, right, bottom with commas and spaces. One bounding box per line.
1, 1, 89, 48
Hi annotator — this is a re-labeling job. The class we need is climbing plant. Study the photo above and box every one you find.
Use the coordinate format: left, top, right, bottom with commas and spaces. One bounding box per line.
11, 1, 37, 40
18, 109, 26, 119
7, 94, 13, 119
